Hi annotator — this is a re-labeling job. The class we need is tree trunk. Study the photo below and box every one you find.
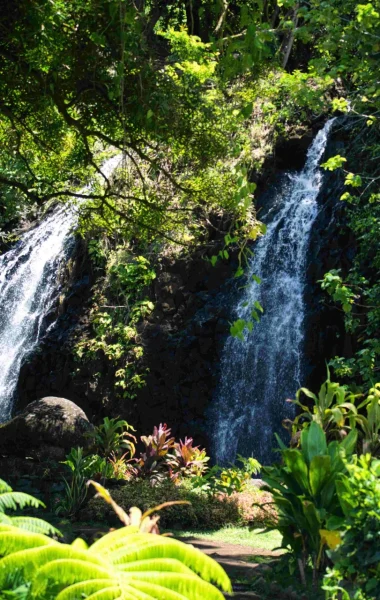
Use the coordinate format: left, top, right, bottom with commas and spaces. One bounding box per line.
280, 4, 299, 69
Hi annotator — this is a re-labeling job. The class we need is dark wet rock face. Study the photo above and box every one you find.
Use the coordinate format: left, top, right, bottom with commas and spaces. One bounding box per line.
0, 396, 94, 459
303, 126, 353, 391
13, 122, 353, 454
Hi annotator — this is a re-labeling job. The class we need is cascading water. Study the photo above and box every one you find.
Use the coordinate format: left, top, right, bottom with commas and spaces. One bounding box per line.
212, 119, 335, 465
0, 155, 121, 422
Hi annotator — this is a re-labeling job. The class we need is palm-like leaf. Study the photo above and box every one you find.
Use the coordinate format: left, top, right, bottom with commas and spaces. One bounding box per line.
0, 478, 61, 537
0, 523, 231, 599
0, 491, 43, 512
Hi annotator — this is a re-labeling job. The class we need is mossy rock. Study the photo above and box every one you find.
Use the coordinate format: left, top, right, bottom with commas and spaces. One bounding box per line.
0, 396, 94, 458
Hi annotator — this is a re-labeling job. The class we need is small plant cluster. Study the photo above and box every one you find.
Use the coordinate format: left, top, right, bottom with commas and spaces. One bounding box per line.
190, 454, 261, 496
285, 375, 380, 456
74, 251, 155, 400
56, 419, 210, 517
56, 418, 263, 525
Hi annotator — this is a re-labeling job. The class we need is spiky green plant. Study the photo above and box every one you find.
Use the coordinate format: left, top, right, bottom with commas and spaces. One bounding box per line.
0, 479, 60, 537
0, 522, 231, 599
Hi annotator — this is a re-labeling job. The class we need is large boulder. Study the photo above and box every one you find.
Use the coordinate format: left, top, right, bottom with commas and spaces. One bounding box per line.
0, 397, 94, 459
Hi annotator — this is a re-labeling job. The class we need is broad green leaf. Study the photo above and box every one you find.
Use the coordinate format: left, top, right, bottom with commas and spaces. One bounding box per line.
302, 422, 327, 465
339, 428, 357, 456
283, 450, 310, 493
309, 455, 331, 497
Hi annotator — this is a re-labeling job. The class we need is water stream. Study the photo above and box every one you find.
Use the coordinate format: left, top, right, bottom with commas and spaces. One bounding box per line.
0, 155, 121, 422
212, 119, 335, 465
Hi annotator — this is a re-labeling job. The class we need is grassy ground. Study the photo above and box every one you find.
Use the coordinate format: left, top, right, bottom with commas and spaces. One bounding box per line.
173, 526, 283, 551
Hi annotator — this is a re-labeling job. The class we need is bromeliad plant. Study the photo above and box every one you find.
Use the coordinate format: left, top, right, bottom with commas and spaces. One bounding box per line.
136, 425, 209, 485
169, 437, 210, 481
0, 481, 231, 600
262, 422, 358, 586
136, 423, 177, 484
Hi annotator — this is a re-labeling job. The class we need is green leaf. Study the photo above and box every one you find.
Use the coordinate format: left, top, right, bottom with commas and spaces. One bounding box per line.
309, 455, 331, 496
339, 428, 357, 456
301, 422, 327, 465
321, 155, 347, 171
283, 450, 310, 493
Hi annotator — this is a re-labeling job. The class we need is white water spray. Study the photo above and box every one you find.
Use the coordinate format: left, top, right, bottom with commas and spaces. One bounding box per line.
213, 119, 335, 465
0, 155, 121, 421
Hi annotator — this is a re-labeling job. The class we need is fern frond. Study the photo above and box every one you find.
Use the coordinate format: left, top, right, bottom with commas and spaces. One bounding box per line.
0, 479, 13, 494
0, 541, 104, 587
71, 537, 88, 550
0, 523, 19, 532
126, 572, 226, 600
0, 529, 55, 557
56, 579, 121, 600
90, 526, 141, 552
0, 512, 13, 525
32, 558, 112, 595
10, 517, 62, 537
119, 558, 195, 576
84, 587, 123, 600
108, 533, 231, 591
0, 508, 231, 600
129, 579, 197, 600
0, 492, 44, 513
86, 583, 150, 600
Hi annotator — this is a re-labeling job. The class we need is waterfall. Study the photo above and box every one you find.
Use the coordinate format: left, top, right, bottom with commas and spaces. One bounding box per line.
213, 119, 335, 465
0, 155, 121, 422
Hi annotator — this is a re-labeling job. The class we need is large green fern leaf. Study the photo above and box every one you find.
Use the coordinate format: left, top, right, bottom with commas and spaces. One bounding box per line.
0, 479, 13, 494
55, 579, 122, 600
0, 523, 231, 599
0, 491, 44, 512
124, 572, 226, 600
0, 527, 55, 557
9, 516, 62, 536
103, 532, 231, 591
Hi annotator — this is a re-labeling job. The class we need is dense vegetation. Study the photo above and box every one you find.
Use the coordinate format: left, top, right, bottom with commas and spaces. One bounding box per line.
1, 1, 379, 385
1, 1, 380, 599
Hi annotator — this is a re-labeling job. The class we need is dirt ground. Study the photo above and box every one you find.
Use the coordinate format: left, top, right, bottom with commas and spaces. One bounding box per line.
185, 537, 284, 600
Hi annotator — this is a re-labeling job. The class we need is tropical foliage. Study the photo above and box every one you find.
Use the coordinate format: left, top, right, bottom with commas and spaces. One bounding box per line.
262, 422, 358, 584
287, 377, 380, 456
0, 481, 231, 600
1, 1, 380, 596
323, 455, 380, 600
0, 479, 60, 537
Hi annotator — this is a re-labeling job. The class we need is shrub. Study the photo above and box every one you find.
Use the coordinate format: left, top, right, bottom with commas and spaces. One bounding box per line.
189, 456, 261, 496
323, 455, 380, 600
232, 486, 278, 526
262, 422, 358, 585
287, 376, 380, 456
79, 479, 242, 530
